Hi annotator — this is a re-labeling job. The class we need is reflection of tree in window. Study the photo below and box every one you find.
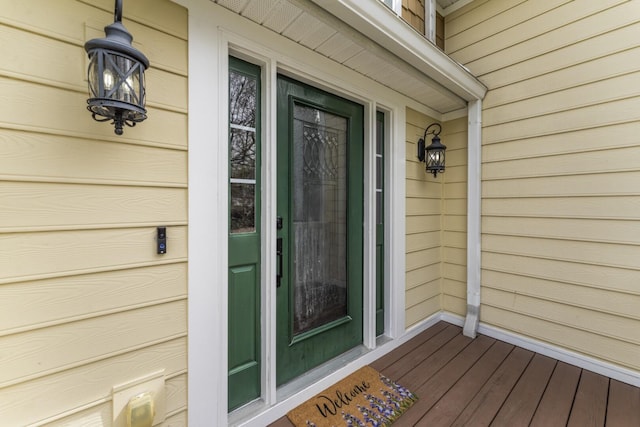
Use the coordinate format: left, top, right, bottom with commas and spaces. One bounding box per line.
229, 70, 258, 233
230, 130, 255, 180
230, 73, 256, 127
230, 183, 255, 233
230, 73, 256, 180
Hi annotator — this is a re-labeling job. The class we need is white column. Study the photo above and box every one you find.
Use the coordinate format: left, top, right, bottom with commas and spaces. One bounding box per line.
463, 99, 482, 338
425, 0, 437, 42
174, 0, 228, 424
388, 108, 406, 338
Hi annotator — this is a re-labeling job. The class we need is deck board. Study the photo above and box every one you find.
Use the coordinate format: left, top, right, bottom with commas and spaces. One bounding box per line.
530, 361, 581, 427
370, 321, 449, 371
491, 353, 557, 426
397, 335, 495, 426
417, 340, 513, 426
266, 323, 640, 427
381, 324, 460, 382
451, 346, 534, 427
267, 418, 294, 427
606, 379, 640, 426
396, 331, 471, 391
568, 370, 609, 427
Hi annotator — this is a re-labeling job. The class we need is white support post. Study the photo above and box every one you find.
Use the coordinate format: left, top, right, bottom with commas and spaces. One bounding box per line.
180, 0, 228, 423
387, 108, 406, 339
463, 99, 482, 338
425, 0, 437, 42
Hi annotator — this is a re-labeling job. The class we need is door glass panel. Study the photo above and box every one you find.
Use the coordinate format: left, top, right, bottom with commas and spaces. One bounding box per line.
230, 183, 255, 233
229, 72, 257, 128
229, 68, 258, 234
292, 103, 348, 335
230, 129, 256, 180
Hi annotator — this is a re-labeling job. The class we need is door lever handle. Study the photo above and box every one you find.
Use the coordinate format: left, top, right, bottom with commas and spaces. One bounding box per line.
276, 237, 283, 287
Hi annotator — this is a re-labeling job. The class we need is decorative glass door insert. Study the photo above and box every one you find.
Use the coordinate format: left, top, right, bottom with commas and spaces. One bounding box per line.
292, 104, 348, 334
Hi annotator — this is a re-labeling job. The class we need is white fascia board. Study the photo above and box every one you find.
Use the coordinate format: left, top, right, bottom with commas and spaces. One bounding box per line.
310, 0, 487, 101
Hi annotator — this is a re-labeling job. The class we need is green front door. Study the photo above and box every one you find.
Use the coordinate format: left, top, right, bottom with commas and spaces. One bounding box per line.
276, 75, 364, 385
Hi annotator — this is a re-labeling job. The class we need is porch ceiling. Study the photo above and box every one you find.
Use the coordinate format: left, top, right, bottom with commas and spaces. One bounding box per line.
214, 0, 480, 115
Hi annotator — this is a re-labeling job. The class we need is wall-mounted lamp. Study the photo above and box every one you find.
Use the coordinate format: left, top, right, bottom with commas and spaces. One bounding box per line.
417, 123, 446, 177
84, 0, 149, 135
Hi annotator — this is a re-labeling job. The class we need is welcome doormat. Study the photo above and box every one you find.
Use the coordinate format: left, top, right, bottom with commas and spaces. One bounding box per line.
286, 365, 418, 427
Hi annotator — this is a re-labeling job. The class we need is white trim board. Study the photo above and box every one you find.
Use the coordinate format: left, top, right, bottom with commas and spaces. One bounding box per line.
478, 323, 640, 388
442, 312, 640, 388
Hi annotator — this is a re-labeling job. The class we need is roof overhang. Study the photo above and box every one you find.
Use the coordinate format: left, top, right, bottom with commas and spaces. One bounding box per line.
311, 0, 487, 102
208, 0, 486, 114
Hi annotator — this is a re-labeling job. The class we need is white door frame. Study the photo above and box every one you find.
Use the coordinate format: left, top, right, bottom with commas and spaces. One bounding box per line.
173, 1, 428, 425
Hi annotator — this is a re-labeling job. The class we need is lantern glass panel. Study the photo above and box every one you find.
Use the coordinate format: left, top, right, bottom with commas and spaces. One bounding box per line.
427, 150, 441, 165
88, 53, 101, 98
427, 149, 445, 170
104, 54, 132, 104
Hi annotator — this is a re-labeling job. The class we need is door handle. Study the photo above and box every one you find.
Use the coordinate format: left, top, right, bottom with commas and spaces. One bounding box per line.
276, 237, 283, 287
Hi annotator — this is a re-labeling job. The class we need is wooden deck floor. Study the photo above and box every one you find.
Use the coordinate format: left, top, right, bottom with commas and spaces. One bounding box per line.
269, 322, 640, 426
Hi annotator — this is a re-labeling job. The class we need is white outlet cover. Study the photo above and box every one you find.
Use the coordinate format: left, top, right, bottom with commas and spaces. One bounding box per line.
112, 370, 166, 427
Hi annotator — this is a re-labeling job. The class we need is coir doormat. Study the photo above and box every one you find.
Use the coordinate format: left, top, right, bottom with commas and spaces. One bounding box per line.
286, 365, 417, 427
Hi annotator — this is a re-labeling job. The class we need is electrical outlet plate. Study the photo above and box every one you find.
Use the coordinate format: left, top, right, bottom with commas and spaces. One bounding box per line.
112, 370, 166, 427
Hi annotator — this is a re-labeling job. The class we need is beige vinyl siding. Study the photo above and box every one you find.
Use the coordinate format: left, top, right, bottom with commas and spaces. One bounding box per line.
442, 117, 468, 317
405, 108, 442, 327
0, 0, 188, 425
446, 0, 640, 371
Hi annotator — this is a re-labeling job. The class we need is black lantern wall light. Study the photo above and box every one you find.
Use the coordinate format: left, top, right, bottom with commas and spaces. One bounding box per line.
417, 123, 446, 177
84, 0, 149, 135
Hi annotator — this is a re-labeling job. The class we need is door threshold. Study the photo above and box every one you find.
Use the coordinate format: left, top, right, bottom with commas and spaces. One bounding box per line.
276, 343, 370, 401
